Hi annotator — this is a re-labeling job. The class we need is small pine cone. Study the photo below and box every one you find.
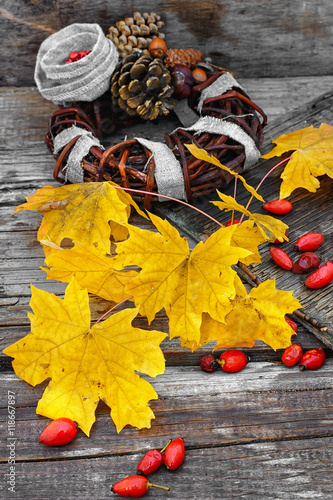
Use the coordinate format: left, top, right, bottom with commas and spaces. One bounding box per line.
107, 11, 165, 58
111, 49, 174, 120
164, 48, 204, 69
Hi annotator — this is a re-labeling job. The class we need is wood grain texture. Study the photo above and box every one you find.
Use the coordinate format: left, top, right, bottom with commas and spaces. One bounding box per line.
1, 78, 333, 497
1, 0, 333, 86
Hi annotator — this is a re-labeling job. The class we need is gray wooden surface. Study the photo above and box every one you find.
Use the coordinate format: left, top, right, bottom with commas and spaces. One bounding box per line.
1, 81, 333, 499
1, 2, 333, 498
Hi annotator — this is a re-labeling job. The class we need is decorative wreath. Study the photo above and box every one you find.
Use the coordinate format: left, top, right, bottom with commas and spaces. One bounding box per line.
36, 14, 267, 209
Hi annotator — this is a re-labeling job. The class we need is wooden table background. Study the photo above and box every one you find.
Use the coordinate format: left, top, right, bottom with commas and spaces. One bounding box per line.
1, 1, 333, 499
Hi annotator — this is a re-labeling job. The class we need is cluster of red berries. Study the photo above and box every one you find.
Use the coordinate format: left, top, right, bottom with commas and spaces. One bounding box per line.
111, 437, 185, 497
281, 345, 326, 370
65, 50, 91, 64
200, 349, 249, 373
262, 199, 332, 289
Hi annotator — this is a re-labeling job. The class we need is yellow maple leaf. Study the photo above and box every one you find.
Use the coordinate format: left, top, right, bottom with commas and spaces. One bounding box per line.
42, 240, 137, 303
113, 213, 252, 344
190, 277, 302, 351
3, 278, 166, 435
212, 192, 288, 243
186, 143, 265, 202
14, 182, 146, 254
261, 123, 333, 198
230, 220, 267, 264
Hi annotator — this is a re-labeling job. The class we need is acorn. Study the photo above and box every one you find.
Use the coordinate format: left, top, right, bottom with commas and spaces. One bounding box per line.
148, 37, 167, 59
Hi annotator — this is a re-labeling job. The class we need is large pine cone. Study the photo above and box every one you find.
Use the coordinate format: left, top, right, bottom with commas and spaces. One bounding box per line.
111, 49, 174, 121
107, 11, 165, 58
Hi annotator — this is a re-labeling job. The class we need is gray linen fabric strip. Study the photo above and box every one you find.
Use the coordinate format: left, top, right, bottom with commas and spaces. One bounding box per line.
53, 125, 103, 183
197, 72, 244, 113
136, 137, 187, 201
34, 23, 119, 105
180, 116, 260, 169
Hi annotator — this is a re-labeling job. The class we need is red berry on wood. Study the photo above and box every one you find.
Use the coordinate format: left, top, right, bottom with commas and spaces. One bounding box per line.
39, 417, 77, 446
294, 232, 324, 252
292, 252, 321, 274
281, 344, 303, 367
225, 218, 241, 227
304, 261, 333, 289
218, 350, 249, 373
200, 354, 219, 372
269, 247, 293, 270
263, 199, 292, 214
111, 475, 169, 497
164, 437, 185, 470
285, 317, 298, 335
299, 348, 326, 371
136, 442, 171, 476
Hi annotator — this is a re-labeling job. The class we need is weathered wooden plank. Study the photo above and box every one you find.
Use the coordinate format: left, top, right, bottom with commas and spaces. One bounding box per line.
1, 437, 333, 499
1, 0, 333, 87
2, 77, 333, 144
0, 362, 332, 462
0, 436, 332, 499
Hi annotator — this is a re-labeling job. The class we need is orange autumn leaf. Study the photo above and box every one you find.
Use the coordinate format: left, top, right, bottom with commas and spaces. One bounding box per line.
14, 182, 146, 254
182, 277, 302, 351
3, 278, 166, 435
261, 123, 333, 198
113, 213, 252, 345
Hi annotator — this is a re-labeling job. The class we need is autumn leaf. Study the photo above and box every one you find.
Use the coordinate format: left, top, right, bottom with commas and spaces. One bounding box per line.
42, 240, 137, 303
113, 213, 252, 344
212, 192, 288, 243
261, 123, 333, 198
182, 277, 302, 351
230, 220, 267, 265
14, 182, 146, 254
186, 143, 265, 202
3, 278, 166, 435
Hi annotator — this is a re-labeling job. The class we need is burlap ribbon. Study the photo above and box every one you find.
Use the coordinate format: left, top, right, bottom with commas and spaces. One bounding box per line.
136, 137, 187, 201
53, 125, 103, 183
35, 23, 119, 105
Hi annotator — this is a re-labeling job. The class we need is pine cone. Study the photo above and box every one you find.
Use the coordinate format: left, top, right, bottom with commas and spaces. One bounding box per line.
111, 50, 174, 121
165, 48, 204, 69
107, 11, 165, 58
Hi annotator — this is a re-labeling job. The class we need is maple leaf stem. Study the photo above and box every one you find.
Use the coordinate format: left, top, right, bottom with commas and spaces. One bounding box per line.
111, 184, 224, 228
238, 156, 292, 224
93, 296, 133, 325
254, 156, 292, 198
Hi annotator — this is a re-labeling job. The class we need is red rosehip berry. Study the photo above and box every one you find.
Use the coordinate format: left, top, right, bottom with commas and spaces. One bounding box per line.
163, 437, 185, 470
263, 199, 292, 214
269, 247, 293, 270
137, 449, 164, 476
200, 354, 219, 372
218, 350, 249, 373
299, 348, 326, 371
294, 232, 324, 252
39, 417, 77, 446
304, 261, 333, 289
136, 440, 171, 476
281, 344, 303, 367
225, 218, 241, 227
111, 475, 169, 497
292, 252, 321, 274
285, 317, 298, 335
